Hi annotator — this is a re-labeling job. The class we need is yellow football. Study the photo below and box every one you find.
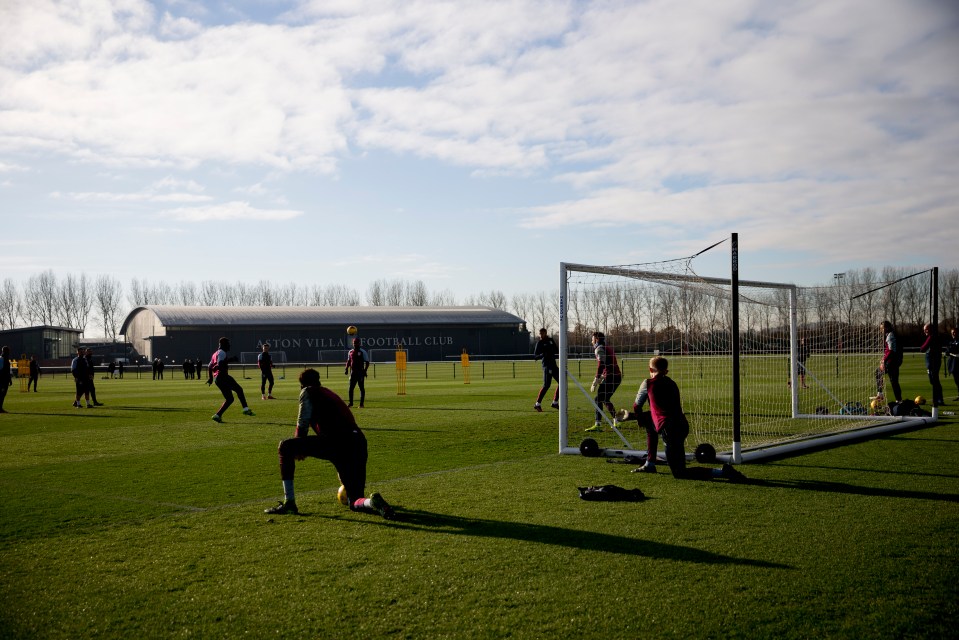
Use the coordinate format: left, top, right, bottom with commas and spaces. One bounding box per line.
337, 485, 349, 506
914, 395, 926, 405
346, 325, 358, 335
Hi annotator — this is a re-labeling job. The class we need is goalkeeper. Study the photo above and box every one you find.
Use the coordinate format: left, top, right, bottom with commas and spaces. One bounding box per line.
585, 332, 622, 432
627, 356, 746, 482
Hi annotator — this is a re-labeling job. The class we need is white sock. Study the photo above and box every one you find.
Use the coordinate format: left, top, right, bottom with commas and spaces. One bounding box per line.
283, 480, 295, 502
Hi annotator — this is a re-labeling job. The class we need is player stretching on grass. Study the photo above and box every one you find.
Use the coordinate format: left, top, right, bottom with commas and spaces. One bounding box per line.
585, 331, 621, 432
629, 356, 746, 482
207, 337, 254, 423
258, 343, 275, 400
533, 328, 559, 412
264, 368, 395, 519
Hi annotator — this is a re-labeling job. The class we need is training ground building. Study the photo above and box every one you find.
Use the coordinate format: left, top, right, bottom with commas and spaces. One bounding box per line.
120, 306, 531, 365
0, 325, 83, 365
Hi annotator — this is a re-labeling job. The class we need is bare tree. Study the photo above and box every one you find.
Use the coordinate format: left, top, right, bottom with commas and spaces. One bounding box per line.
405, 280, 429, 306
277, 282, 300, 306
324, 284, 360, 306
24, 270, 59, 325
365, 280, 385, 306
384, 279, 405, 306
58, 273, 93, 333
429, 289, 457, 306
305, 284, 325, 306
94, 275, 124, 340
941, 268, 959, 328
0, 279, 22, 329
510, 293, 533, 327
880, 267, 905, 327
254, 280, 277, 306
176, 281, 199, 306
530, 290, 557, 334
900, 270, 929, 329
475, 290, 507, 309
128, 278, 147, 307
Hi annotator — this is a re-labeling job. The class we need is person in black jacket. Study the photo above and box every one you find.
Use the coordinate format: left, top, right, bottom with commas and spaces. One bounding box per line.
533, 328, 560, 412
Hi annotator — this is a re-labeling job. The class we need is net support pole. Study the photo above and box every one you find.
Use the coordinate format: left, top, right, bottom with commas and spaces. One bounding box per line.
932, 267, 939, 420
731, 233, 742, 464
559, 262, 569, 453
789, 286, 799, 418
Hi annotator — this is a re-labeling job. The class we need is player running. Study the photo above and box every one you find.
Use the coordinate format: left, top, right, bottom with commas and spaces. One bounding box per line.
264, 368, 395, 519
207, 337, 254, 422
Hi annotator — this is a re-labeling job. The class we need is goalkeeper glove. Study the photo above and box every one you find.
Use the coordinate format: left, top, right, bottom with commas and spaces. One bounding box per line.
590, 377, 601, 393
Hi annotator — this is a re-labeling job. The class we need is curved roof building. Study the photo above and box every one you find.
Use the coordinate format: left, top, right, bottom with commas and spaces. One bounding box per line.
120, 305, 529, 364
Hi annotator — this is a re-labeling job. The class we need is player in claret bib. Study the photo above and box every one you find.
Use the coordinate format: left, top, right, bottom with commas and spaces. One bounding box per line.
629, 356, 746, 482
264, 368, 395, 519
344, 338, 370, 408
207, 337, 254, 422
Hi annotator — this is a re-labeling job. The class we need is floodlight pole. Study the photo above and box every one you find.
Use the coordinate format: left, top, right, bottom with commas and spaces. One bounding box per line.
731, 233, 742, 464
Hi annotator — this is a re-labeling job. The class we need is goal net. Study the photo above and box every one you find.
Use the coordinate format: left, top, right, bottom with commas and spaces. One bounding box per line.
559, 238, 935, 463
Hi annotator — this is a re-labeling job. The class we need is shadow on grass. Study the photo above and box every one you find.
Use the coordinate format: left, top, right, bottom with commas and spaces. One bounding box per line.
763, 461, 959, 480
331, 508, 792, 569
744, 478, 959, 502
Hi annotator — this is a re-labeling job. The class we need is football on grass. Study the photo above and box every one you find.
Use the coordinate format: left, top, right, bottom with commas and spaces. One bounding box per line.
337, 485, 349, 505
346, 325, 358, 335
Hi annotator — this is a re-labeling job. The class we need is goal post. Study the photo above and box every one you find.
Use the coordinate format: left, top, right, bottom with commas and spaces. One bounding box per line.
558, 238, 936, 463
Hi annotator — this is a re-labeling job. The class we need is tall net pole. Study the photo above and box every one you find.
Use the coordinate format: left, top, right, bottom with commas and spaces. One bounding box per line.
730, 233, 742, 463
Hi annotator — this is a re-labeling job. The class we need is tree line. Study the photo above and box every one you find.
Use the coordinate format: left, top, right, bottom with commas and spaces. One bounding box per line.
0, 273, 558, 340
1, 267, 956, 344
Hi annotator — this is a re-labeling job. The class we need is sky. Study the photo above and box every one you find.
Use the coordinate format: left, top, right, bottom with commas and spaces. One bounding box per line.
1, 0, 957, 305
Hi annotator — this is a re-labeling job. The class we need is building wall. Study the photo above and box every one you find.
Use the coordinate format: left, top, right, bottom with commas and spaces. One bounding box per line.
0, 327, 83, 364
128, 324, 530, 364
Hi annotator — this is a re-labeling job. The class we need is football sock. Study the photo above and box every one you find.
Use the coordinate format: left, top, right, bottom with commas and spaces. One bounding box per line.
283, 480, 295, 502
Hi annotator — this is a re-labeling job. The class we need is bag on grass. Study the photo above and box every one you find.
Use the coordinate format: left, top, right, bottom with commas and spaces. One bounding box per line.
578, 485, 646, 502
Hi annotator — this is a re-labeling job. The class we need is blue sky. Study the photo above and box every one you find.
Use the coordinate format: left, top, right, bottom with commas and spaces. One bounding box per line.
1, 0, 957, 304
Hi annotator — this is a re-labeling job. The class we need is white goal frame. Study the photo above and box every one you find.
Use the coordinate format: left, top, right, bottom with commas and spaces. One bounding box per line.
558, 236, 936, 463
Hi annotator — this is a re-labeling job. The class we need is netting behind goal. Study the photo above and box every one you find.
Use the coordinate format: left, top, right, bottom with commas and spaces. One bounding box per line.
559, 246, 933, 463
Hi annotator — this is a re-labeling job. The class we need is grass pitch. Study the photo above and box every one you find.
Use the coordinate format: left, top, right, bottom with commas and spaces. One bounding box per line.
0, 362, 956, 639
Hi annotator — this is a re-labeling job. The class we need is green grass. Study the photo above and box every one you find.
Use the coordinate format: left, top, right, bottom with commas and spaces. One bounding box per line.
0, 362, 957, 639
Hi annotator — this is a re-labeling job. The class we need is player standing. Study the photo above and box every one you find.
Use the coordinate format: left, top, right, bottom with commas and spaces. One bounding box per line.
264, 368, 394, 519
258, 343, 276, 400
71, 346, 92, 408
532, 328, 560, 412
344, 338, 370, 408
0, 346, 12, 413
207, 337, 255, 422
585, 331, 621, 432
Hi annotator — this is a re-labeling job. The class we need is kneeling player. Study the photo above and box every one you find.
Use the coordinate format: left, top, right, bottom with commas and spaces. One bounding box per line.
265, 368, 395, 519
629, 356, 746, 482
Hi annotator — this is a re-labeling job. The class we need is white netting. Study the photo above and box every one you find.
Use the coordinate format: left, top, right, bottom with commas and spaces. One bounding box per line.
560, 254, 903, 459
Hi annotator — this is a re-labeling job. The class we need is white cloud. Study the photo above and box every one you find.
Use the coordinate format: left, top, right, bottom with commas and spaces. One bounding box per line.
159, 201, 304, 221
0, 0, 956, 280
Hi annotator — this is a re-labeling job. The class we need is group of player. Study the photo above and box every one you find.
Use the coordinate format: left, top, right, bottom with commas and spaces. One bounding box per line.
531, 328, 747, 482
